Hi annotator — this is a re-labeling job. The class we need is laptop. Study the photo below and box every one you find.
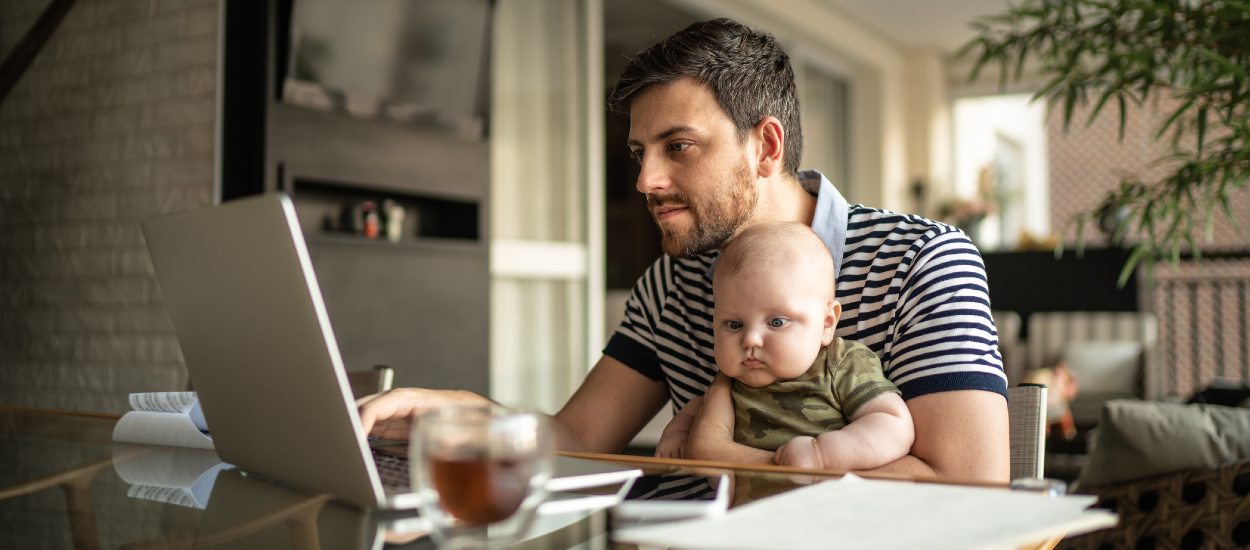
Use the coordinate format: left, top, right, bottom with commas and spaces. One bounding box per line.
143, 193, 639, 509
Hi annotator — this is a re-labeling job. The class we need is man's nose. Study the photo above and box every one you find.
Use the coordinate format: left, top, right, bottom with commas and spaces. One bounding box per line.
635, 155, 670, 195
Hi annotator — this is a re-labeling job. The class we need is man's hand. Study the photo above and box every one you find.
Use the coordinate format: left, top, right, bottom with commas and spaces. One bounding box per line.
655, 397, 702, 459
685, 375, 774, 464
356, 387, 491, 439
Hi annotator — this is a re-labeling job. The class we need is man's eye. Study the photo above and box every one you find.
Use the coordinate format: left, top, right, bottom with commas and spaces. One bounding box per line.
628, 149, 643, 164
667, 142, 688, 153
769, 318, 788, 328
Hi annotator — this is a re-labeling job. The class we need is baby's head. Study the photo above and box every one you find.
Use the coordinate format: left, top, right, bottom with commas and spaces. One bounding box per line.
713, 223, 840, 388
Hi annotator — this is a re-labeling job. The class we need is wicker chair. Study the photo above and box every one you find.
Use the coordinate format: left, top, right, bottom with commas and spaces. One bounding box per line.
1059, 458, 1250, 549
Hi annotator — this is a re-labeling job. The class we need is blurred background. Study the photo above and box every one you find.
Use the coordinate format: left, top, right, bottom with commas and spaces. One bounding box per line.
1, 0, 1247, 429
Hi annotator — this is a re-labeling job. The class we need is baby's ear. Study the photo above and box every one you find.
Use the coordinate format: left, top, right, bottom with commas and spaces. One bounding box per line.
822, 299, 841, 346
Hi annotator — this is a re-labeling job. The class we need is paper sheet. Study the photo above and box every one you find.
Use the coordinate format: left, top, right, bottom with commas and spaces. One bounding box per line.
615, 474, 1116, 550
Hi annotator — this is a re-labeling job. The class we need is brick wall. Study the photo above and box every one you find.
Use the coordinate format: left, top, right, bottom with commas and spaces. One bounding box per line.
1048, 99, 1250, 250
0, 0, 218, 413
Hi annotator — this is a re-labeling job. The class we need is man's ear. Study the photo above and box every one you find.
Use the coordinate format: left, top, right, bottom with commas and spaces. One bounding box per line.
752, 116, 785, 179
821, 299, 841, 346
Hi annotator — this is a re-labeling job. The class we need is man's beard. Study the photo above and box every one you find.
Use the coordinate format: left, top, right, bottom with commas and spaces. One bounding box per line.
648, 160, 758, 259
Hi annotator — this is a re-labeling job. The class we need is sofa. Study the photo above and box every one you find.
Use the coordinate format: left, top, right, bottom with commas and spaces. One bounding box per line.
1059, 400, 1250, 549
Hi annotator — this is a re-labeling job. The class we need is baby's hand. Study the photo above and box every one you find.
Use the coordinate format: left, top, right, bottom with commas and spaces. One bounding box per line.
774, 436, 821, 469
655, 428, 686, 459
655, 397, 703, 459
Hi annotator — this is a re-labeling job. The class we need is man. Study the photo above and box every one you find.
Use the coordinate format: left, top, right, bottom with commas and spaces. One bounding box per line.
359, 18, 1009, 481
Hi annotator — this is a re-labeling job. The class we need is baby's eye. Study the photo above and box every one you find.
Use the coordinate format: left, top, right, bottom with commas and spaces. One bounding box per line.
725, 320, 743, 331
768, 318, 788, 328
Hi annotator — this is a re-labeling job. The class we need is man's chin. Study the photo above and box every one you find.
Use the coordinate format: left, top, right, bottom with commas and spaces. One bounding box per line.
659, 230, 721, 259
659, 234, 697, 258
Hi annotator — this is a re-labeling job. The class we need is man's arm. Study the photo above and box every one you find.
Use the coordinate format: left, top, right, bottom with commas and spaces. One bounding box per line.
358, 355, 668, 453
553, 355, 670, 453
358, 388, 493, 439
775, 392, 913, 470
858, 390, 1009, 480
685, 375, 774, 464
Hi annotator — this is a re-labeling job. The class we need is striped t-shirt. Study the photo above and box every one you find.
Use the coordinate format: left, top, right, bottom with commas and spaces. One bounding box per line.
604, 171, 1008, 412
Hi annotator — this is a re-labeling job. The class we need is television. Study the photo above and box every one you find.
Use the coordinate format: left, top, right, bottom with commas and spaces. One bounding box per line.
282, 0, 492, 138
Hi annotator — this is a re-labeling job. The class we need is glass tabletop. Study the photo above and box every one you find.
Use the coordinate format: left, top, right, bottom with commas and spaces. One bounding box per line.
0, 406, 856, 550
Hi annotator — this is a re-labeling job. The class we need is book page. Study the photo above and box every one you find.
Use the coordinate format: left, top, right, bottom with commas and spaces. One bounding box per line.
113, 445, 224, 487
615, 474, 1117, 550
127, 485, 204, 509
114, 444, 228, 509
113, 411, 214, 450
129, 392, 198, 413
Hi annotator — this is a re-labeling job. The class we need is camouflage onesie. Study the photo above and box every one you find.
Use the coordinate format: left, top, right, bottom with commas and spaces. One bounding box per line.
731, 337, 900, 451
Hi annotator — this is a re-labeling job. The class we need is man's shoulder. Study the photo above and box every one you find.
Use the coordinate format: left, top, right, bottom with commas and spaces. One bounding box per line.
846, 204, 955, 241
844, 205, 976, 261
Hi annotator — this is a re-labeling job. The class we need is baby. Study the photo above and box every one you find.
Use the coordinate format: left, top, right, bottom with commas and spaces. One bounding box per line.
657, 223, 914, 470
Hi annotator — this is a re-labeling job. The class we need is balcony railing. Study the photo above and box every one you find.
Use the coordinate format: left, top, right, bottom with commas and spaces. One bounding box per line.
1152, 256, 1250, 399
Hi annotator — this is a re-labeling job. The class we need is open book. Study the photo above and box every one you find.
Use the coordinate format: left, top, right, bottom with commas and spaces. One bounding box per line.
113, 444, 228, 509
112, 392, 213, 450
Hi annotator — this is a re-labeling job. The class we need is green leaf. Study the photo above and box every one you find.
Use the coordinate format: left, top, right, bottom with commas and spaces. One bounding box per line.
1014, 43, 1030, 81
1087, 87, 1117, 128
953, 36, 982, 61
1117, 93, 1128, 141
1117, 245, 1149, 288
1194, 46, 1249, 80
1196, 106, 1208, 158
1033, 74, 1068, 102
1062, 90, 1078, 133
1156, 96, 1195, 140
968, 47, 993, 84
1219, 192, 1243, 233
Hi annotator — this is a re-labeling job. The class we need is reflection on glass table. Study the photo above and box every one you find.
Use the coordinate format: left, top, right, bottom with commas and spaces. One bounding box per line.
2, 407, 1095, 549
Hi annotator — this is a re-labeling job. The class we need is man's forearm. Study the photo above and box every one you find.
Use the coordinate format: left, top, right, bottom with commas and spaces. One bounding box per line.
552, 414, 591, 453
856, 454, 938, 478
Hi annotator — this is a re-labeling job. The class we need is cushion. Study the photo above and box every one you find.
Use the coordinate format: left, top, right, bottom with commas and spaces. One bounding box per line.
1062, 340, 1142, 395
1077, 400, 1250, 489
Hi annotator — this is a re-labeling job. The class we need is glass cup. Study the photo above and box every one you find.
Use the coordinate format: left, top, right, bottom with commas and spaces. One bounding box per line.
411, 405, 553, 548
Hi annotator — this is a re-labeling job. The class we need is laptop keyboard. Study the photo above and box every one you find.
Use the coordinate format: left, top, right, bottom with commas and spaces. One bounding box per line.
372, 448, 411, 489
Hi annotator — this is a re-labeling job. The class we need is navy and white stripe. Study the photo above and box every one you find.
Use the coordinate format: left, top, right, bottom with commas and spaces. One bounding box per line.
604, 171, 1008, 412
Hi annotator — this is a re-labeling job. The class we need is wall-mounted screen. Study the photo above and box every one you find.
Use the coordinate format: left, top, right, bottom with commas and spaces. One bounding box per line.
284, 0, 491, 138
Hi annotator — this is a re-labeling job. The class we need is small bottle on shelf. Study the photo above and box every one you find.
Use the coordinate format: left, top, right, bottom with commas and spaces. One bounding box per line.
362, 201, 380, 239
383, 200, 405, 243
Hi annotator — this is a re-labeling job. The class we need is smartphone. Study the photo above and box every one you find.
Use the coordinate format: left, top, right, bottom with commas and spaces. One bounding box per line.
611, 472, 730, 522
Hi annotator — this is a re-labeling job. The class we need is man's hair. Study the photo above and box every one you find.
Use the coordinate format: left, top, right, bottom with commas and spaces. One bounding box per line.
608, 18, 803, 178
716, 223, 833, 299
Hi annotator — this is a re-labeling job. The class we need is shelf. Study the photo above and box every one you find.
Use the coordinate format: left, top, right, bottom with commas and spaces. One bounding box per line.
288, 176, 481, 245
305, 232, 483, 254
